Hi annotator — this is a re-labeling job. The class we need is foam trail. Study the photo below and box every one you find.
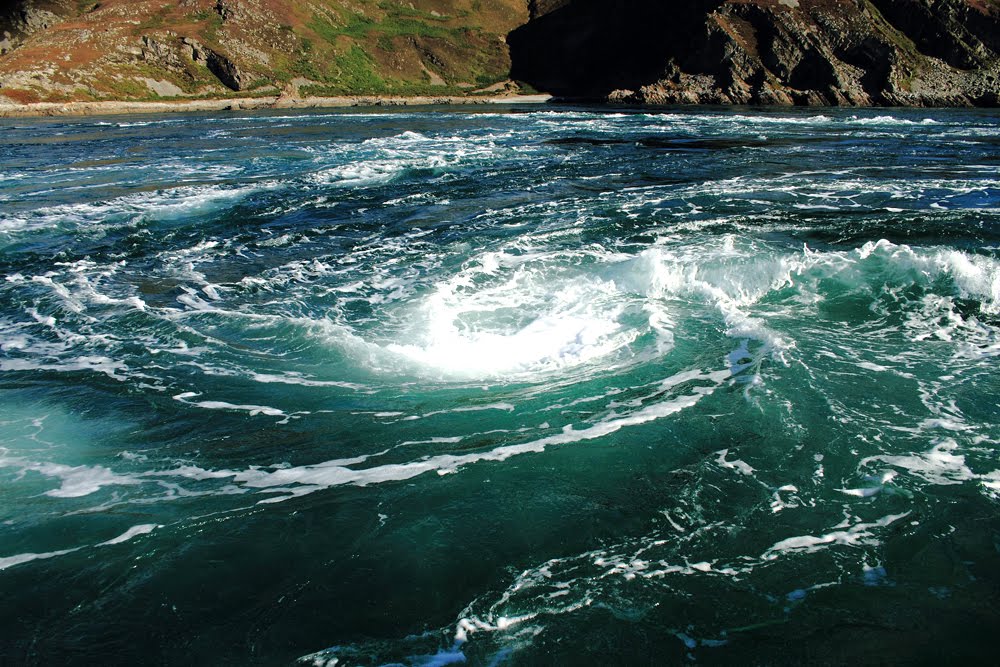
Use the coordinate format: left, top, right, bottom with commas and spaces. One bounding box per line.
0, 524, 161, 571
218, 367, 730, 501
98, 524, 159, 546
0, 456, 144, 498
762, 513, 910, 560
173, 392, 287, 418
0, 368, 729, 504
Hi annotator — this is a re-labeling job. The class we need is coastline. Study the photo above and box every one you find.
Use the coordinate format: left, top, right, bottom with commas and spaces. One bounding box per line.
0, 93, 553, 119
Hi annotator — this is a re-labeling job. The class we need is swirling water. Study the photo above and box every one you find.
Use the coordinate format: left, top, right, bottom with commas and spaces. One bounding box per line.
1, 105, 999, 664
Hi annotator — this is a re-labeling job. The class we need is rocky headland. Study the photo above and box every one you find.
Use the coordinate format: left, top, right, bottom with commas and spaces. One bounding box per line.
510, 0, 1000, 106
1, 0, 997, 112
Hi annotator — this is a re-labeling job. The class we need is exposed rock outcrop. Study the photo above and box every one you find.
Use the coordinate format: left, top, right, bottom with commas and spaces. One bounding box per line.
509, 0, 1000, 106
180, 37, 244, 91
0, 0, 73, 56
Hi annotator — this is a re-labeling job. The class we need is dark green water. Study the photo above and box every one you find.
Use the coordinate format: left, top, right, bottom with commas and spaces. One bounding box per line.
1, 106, 999, 665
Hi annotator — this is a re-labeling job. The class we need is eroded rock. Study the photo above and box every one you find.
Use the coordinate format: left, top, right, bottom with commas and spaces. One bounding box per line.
509, 0, 1000, 106
0, 0, 72, 55
181, 36, 243, 91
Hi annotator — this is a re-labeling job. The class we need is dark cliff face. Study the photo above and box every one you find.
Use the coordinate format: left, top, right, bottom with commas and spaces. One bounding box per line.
0, 0, 74, 56
509, 0, 725, 97
508, 0, 1000, 106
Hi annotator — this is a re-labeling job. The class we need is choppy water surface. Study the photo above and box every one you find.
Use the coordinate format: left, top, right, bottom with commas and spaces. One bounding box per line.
1, 106, 999, 664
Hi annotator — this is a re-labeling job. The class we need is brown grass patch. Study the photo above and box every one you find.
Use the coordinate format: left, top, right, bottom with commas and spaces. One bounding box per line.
1, 88, 42, 104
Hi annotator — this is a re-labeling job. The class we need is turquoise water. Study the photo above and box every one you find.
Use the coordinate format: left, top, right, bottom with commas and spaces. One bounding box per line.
1, 106, 999, 664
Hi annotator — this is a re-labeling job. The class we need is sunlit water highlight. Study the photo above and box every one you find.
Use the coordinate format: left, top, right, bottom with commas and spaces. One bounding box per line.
1, 106, 999, 664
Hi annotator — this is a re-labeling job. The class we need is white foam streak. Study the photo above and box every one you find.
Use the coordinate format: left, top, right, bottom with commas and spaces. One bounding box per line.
0, 448, 143, 498
860, 438, 979, 486
0, 355, 129, 380
249, 373, 366, 391
0, 523, 160, 571
0, 367, 729, 505
97, 523, 160, 546
221, 367, 728, 501
173, 392, 287, 418
0, 547, 78, 571
762, 512, 910, 560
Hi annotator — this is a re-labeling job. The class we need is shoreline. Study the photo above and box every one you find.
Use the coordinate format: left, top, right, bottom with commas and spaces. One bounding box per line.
0, 93, 554, 119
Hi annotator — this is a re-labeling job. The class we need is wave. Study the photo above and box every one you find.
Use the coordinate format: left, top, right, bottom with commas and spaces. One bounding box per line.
5, 223, 999, 395
0, 182, 276, 240
0, 364, 730, 509
381, 247, 657, 379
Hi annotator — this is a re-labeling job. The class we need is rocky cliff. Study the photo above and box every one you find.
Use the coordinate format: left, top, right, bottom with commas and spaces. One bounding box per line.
508, 0, 1000, 106
0, 0, 528, 104
2, 0, 998, 107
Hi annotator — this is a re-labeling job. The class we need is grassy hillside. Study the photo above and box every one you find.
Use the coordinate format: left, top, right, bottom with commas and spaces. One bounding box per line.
0, 0, 529, 103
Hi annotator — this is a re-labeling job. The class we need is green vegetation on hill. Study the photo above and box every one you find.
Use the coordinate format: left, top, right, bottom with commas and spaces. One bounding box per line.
0, 0, 529, 103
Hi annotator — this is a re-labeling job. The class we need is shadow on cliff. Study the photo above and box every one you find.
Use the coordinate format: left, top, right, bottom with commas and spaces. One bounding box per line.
507, 0, 1000, 106
508, 0, 725, 98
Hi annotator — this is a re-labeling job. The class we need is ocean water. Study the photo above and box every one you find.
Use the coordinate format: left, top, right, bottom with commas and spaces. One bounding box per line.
1, 105, 999, 665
